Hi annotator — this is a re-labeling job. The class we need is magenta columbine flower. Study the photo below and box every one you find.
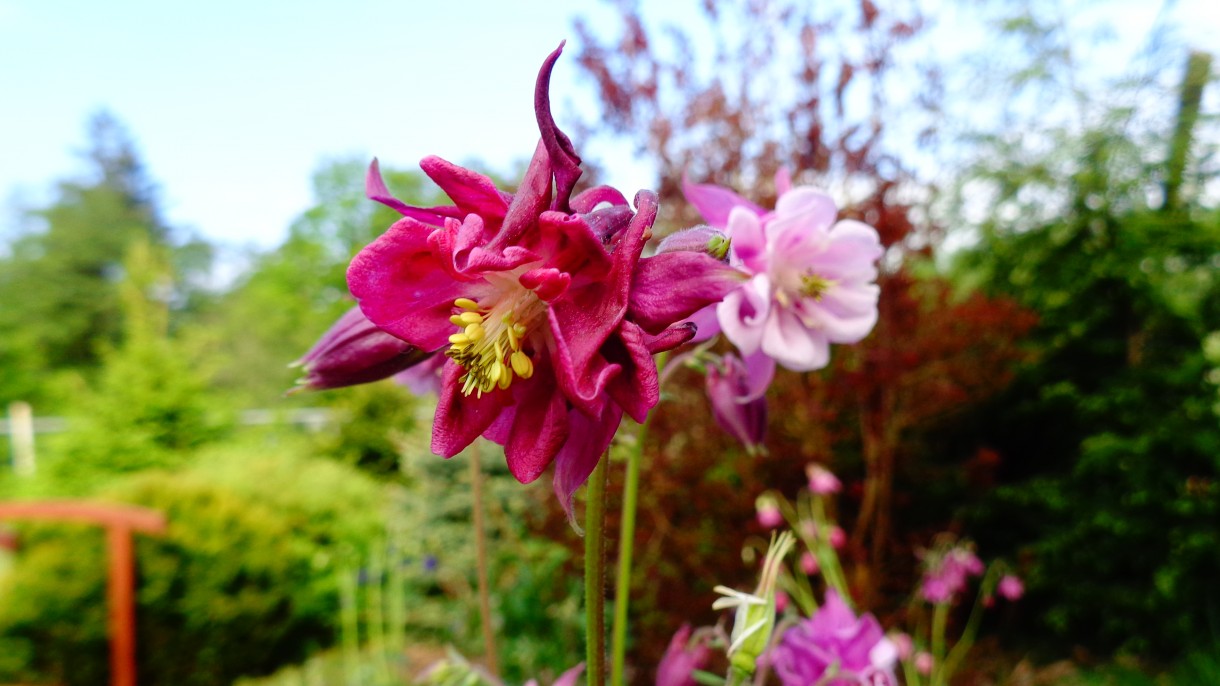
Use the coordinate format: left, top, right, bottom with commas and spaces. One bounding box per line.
655, 624, 711, 686
291, 306, 432, 392
345, 44, 738, 515
768, 589, 898, 686
683, 173, 883, 381
705, 352, 768, 453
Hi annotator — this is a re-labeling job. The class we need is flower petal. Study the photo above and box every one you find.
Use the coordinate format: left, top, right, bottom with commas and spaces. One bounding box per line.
760, 306, 830, 371
602, 321, 660, 424
552, 400, 623, 523
504, 363, 571, 483
420, 155, 511, 223
717, 275, 771, 355
348, 217, 475, 351
535, 41, 582, 211
683, 173, 766, 228
629, 251, 745, 334
431, 361, 510, 457
727, 207, 768, 272
365, 158, 457, 225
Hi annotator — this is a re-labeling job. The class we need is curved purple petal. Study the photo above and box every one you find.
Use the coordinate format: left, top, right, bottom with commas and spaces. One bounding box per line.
629, 251, 745, 334
535, 41, 582, 211
571, 185, 629, 212
602, 321, 660, 424
552, 399, 623, 523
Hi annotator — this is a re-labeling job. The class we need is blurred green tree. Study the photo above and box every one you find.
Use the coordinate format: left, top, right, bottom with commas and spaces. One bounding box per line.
0, 111, 212, 409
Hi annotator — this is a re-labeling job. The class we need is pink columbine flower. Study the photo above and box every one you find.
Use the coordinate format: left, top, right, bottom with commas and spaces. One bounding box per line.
768, 590, 898, 686
705, 353, 768, 454
998, 574, 1024, 601
291, 306, 432, 392
683, 173, 883, 385
806, 463, 842, 495
655, 624, 711, 686
345, 44, 739, 516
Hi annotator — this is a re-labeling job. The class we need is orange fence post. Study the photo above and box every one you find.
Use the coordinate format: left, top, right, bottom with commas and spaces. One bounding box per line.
0, 501, 167, 686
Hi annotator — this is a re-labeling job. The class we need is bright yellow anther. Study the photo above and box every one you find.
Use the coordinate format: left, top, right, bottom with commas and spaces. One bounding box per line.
449, 333, 470, 346
458, 311, 483, 324
464, 322, 485, 341
455, 298, 480, 311
449, 314, 467, 326
510, 350, 534, 379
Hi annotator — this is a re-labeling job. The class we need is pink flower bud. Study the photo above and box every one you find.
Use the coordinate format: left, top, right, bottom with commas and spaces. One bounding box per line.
915, 651, 934, 676
292, 306, 431, 392
805, 463, 842, 495
998, 574, 1024, 601
827, 525, 847, 550
890, 632, 913, 661
800, 551, 819, 575
775, 590, 790, 613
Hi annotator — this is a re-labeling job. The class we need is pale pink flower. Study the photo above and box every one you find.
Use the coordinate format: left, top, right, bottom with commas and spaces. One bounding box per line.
756, 495, 783, 529
915, 651, 934, 676
684, 177, 883, 376
800, 551, 819, 575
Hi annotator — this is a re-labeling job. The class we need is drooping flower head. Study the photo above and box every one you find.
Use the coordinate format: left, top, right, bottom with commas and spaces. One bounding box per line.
683, 172, 883, 388
345, 43, 740, 515
705, 352, 768, 454
768, 590, 899, 686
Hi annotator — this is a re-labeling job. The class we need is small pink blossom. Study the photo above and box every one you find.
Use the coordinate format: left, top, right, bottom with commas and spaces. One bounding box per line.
890, 632, 913, 661
915, 651, 934, 676
800, 551, 819, 575
920, 543, 985, 604
827, 525, 847, 550
756, 496, 783, 529
806, 463, 842, 495
998, 574, 1024, 601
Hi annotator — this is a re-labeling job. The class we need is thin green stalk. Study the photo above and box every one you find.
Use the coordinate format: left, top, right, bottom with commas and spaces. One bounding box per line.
585, 455, 611, 686
610, 350, 669, 686
470, 442, 500, 678
610, 415, 650, 686
930, 602, 949, 686
940, 568, 998, 680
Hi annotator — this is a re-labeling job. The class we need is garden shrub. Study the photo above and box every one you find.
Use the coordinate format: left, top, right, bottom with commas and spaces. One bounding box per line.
0, 443, 384, 686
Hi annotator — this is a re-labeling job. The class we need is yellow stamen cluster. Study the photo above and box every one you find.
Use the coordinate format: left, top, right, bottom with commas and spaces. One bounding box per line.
800, 273, 834, 300
446, 297, 535, 396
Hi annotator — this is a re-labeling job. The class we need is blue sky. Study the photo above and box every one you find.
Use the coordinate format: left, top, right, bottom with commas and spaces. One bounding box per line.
2, 1, 1216, 253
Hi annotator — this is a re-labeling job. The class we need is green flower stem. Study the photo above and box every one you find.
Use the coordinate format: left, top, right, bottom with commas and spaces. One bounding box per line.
930, 602, 949, 686
470, 442, 499, 678
610, 350, 668, 686
585, 454, 611, 686
610, 415, 650, 686
940, 567, 999, 681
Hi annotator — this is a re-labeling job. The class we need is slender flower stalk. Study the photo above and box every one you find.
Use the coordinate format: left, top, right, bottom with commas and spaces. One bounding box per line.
468, 441, 498, 678
585, 454, 610, 686
610, 350, 666, 686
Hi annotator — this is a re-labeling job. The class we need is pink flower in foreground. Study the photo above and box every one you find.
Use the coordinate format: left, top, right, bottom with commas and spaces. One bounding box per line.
346, 44, 739, 515
768, 590, 898, 686
683, 174, 883, 383
756, 495, 783, 529
656, 625, 711, 686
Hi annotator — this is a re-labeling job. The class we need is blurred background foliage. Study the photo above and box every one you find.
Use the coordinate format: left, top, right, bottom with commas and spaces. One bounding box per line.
0, 0, 1218, 684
